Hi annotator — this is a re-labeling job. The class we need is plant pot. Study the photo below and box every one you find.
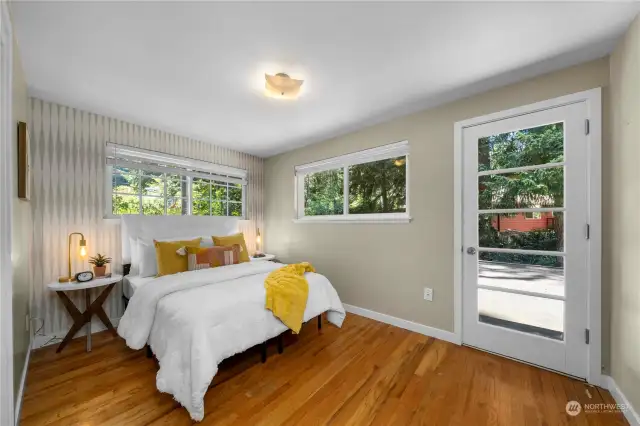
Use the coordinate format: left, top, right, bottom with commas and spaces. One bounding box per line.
93, 266, 107, 277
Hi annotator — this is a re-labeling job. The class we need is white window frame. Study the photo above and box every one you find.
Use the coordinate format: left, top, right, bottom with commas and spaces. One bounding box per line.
294, 141, 411, 224
104, 143, 247, 219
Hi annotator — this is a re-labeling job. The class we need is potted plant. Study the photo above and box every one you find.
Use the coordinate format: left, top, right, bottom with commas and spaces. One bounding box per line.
89, 254, 111, 278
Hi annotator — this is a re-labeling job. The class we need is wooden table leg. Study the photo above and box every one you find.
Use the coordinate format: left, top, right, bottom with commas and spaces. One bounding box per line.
90, 284, 117, 336
55, 283, 117, 353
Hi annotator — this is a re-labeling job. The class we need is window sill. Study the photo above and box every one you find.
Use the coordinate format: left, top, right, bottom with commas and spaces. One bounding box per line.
103, 214, 249, 221
293, 214, 412, 224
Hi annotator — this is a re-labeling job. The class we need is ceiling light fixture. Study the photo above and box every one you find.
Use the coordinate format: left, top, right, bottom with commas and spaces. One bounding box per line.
264, 73, 304, 99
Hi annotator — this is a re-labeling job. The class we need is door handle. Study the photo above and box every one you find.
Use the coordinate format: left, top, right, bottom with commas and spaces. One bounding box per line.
466, 247, 477, 255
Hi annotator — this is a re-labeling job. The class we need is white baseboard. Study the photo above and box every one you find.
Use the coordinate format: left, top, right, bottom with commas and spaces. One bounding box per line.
32, 317, 121, 350
603, 375, 640, 426
13, 336, 32, 426
343, 304, 461, 345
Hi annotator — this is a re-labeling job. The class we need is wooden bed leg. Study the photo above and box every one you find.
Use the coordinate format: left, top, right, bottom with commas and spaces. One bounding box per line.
277, 334, 284, 354
146, 345, 153, 359
318, 315, 322, 330
260, 342, 267, 363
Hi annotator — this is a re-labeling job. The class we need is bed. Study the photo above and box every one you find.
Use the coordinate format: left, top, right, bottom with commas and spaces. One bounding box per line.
116, 216, 346, 421
122, 274, 154, 299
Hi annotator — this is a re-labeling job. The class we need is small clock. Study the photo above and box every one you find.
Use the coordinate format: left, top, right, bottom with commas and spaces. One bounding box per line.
75, 271, 94, 283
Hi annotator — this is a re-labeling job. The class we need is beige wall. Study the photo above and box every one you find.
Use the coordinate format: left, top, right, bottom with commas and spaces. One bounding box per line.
265, 58, 609, 337
609, 15, 640, 412
11, 33, 31, 398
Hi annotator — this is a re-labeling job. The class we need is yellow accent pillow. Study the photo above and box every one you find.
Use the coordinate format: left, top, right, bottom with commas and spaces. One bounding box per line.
154, 238, 202, 277
212, 233, 250, 263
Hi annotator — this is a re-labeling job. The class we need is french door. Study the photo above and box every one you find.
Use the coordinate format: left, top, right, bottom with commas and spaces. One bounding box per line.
462, 102, 589, 378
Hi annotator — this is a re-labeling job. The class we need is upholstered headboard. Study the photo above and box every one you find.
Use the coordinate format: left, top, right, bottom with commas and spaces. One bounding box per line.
120, 215, 241, 264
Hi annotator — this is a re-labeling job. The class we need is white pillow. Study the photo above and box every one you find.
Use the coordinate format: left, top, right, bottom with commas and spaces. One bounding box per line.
199, 237, 214, 248
138, 238, 158, 278
129, 237, 140, 276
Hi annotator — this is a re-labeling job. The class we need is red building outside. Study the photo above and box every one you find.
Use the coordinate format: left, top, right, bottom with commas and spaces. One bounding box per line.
492, 212, 555, 232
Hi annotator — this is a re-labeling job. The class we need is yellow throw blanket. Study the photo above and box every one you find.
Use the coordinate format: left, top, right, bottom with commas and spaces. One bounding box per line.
264, 262, 315, 334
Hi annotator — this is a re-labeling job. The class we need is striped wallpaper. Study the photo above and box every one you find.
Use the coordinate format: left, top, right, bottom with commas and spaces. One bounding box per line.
28, 98, 264, 336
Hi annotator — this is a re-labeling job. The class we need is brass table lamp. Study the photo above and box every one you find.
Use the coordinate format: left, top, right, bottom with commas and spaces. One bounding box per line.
253, 228, 263, 257
58, 232, 87, 282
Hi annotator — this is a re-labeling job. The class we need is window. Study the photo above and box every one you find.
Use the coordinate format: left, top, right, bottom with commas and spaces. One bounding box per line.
524, 212, 542, 219
106, 143, 246, 218
295, 141, 410, 223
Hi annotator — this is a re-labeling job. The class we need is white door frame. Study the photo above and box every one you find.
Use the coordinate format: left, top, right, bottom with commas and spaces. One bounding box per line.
0, 1, 14, 425
453, 88, 602, 386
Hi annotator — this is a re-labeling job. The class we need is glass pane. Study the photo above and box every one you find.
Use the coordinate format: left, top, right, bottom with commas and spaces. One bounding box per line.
142, 197, 164, 215
192, 178, 210, 199
479, 256, 564, 296
478, 288, 564, 341
229, 184, 242, 202
192, 199, 210, 216
112, 173, 139, 194
479, 212, 564, 253
167, 198, 187, 215
212, 184, 228, 201
114, 166, 138, 175
142, 170, 164, 178
166, 174, 187, 198
211, 201, 227, 216
304, 168, 344, 216
348, 156, 406, 214
478, 122, 564, 172
112, 194, 139, 215
479, 167, 563, 210
229, 202, 242, 217
141, 176, 164, 197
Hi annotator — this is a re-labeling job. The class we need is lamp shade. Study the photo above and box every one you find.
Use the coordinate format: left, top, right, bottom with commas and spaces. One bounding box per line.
265, 73, 303, 99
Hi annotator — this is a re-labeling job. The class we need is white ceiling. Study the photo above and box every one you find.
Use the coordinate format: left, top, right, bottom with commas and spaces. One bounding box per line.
11, 2, 640, 157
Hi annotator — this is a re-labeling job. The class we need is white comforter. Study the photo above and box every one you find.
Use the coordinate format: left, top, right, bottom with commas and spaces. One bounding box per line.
117, 261, 346, 421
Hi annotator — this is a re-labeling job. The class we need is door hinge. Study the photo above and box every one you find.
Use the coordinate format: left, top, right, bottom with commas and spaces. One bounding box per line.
585, 224, 590, 240
585, 329, 590, 344
585, 119, 590, 135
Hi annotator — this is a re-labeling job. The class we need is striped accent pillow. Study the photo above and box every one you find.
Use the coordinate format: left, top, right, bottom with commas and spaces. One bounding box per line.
179, 245, 241, 271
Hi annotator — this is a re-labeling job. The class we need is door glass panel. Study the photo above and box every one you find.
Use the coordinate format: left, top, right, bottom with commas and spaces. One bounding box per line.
479, 213, 564, 252
478, 256, 564, 296
478, 288, 564, 341
478, 167, 564, 210
478, 122, 564, 172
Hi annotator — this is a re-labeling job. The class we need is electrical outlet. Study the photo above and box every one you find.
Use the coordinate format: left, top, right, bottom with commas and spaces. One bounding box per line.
423, 287, 433, 301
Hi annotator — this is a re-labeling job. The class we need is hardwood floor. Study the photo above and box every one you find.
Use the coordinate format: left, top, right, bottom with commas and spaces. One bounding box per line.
21, 314, 627, 426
